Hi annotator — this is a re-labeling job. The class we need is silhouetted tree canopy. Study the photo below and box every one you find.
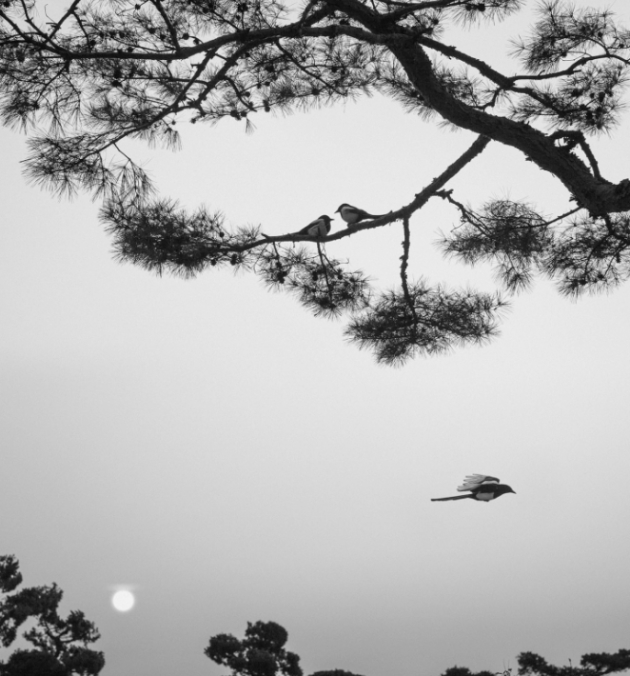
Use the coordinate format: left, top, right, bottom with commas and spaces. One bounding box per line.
517, 650, 630, 676
441, 667, 495, 676
206, 621, 302, 676
206, 621, 369, 676
2, 0, 630, 362
206, 620, 630, 676
439, 649, 630, 676
310, 671, 365, 676
0, 555, 104, 676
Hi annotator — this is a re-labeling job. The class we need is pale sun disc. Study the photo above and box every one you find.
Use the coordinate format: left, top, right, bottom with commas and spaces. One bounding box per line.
111, 590, 135, 612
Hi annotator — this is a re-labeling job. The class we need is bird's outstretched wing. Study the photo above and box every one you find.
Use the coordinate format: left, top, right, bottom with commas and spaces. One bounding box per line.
457, 474, 500, 492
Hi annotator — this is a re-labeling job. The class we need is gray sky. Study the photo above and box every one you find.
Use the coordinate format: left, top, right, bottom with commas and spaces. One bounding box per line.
2, 2, 630, 675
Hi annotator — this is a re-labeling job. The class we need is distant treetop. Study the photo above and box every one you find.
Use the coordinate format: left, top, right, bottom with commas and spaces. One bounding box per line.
0, 555, 105, 676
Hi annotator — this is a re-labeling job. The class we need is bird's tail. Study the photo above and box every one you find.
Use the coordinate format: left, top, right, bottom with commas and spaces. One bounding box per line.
430, 495, 472, 502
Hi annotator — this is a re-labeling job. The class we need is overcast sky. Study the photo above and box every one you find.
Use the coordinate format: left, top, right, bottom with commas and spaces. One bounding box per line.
2, 2, 630, 676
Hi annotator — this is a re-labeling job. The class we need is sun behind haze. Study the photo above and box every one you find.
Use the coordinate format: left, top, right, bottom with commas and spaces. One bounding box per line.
111, 590, 135, 613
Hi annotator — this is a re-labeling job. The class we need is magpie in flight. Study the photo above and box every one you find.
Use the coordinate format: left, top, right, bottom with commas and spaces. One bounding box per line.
431, 474, 516, 502
297, 215, 333, 238
335, 203, 385, 225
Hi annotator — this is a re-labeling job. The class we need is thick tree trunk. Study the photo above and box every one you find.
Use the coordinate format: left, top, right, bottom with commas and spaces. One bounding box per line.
389, 40, 630, 216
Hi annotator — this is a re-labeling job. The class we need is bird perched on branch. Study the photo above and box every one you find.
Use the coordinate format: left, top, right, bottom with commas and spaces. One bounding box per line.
335, 203, 385, 225
296, 215, 333, 238
431, 474, 516, 502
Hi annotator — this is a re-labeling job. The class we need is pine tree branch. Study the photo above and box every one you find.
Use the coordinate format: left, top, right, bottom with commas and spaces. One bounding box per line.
254, 135, 490, 249
417, 35, 515, 90
385, 37, 629, 214
382, 0, 469, 21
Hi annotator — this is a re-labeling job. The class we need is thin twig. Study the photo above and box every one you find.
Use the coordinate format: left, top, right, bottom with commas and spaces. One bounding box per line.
400, 216, 418, 330
149, 0, 181, 51
48, 0, 83, 40
316, 241, 334, 306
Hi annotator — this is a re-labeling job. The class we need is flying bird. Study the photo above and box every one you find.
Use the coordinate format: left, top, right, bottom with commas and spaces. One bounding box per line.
335, 203, 385, 225
431, 474, 516, 502
296, 215, 333, 238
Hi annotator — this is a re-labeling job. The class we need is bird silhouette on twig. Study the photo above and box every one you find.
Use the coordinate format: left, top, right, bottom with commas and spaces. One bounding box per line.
335, 203, 385, 224
295, 215, 334, 238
